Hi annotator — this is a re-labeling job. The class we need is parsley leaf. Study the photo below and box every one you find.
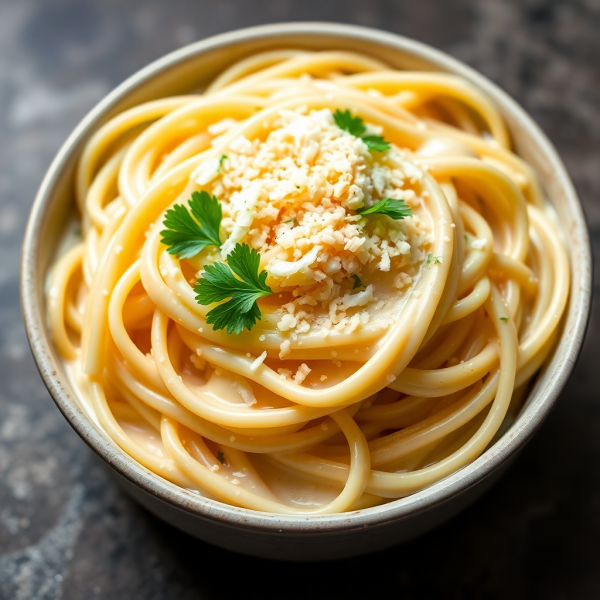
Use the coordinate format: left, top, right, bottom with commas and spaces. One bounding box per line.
333, 109, 367, 137
427, 253, 442, 266
217, 155, 227, 172
217, 451, 225, 464
333, 109, 391, 152
499, 317, 508, 322
194, 243, 273, 334
360, 134, 391, 152
351, 274, 364, 289
356, 198, 412, 220
160, 190, 222, 259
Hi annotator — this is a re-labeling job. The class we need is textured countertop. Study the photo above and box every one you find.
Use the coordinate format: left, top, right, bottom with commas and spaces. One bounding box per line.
1, 1, 599, 598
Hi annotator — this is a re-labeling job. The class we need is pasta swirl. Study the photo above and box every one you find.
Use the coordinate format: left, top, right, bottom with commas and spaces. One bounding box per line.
47, 50, 569, 514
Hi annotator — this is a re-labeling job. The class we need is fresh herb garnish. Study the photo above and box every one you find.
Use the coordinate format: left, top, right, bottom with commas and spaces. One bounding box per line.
499, 317, 508, 322
217, 451, 225, 464
464, 234, 468, 242
427, 254, 442, 266
160, 190, 222, 259
333, 109, 391, 152
217, 155, 227, 172
356, 198, 412, 220
194, 243, 273, 334
361, 134, 391, 153
283, 218, 296, 224
351, 274, 364, 289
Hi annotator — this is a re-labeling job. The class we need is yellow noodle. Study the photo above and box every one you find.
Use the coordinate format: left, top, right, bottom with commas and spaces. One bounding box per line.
46, 50, 570, 514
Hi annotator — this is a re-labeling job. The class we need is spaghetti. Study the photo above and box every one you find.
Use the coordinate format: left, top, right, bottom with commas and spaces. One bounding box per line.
46, 50, 570, 514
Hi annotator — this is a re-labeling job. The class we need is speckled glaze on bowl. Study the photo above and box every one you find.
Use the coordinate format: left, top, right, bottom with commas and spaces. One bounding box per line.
21, 23, 591, 562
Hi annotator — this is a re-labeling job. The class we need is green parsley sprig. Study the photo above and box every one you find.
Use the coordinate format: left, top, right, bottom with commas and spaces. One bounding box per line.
427, 254, 442, 266
356, 198, 413, 220
194, 243, 273, 334
160, 190, 222, 259
351, 274, 364, 289
333, 109, 391, 152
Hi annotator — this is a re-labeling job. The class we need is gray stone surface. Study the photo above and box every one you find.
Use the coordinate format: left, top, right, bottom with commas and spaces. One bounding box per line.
1, 0, 599, 597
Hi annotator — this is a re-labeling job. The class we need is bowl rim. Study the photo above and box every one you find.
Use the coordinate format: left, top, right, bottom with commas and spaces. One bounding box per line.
21, 21, 592, 534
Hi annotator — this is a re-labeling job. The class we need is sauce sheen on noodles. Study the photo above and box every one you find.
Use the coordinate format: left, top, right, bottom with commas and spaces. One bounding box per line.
46, 50, 570, 514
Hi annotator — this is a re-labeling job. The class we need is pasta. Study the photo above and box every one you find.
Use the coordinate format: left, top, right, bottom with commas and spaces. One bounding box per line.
46, 50, 570, 514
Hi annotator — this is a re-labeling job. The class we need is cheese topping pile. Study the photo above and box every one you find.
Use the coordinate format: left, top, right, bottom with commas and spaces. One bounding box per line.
191, 107, 433, 343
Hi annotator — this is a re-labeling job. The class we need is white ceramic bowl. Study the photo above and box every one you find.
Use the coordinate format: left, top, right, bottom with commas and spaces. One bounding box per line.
21, 23, 591, 561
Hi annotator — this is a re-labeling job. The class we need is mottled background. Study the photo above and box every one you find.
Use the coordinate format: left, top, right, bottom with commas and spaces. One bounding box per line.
1, 0, 599, 598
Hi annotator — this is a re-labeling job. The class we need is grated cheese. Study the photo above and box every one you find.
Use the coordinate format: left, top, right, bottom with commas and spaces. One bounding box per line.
250, 351, 267, 371
190, 107, 433, 338
293, 363, 311, 385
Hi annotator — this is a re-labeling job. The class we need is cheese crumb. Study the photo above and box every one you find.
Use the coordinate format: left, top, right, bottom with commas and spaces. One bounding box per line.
278, 368, 293, 380
279, 339, 291, 359
293, 363, 311, 385
394, 272, 413, 290
278, 313, 297, 332
232, 376, 257, 407
250, 351, 267, 371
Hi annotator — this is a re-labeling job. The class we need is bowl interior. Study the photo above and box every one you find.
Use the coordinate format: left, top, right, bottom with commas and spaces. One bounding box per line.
22, 23, 591, 531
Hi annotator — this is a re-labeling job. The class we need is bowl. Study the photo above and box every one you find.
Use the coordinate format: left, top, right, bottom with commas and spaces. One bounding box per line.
21, 22, 592, 561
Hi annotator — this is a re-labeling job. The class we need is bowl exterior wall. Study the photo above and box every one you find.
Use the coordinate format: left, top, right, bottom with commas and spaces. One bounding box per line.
116, 457, 513, 561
